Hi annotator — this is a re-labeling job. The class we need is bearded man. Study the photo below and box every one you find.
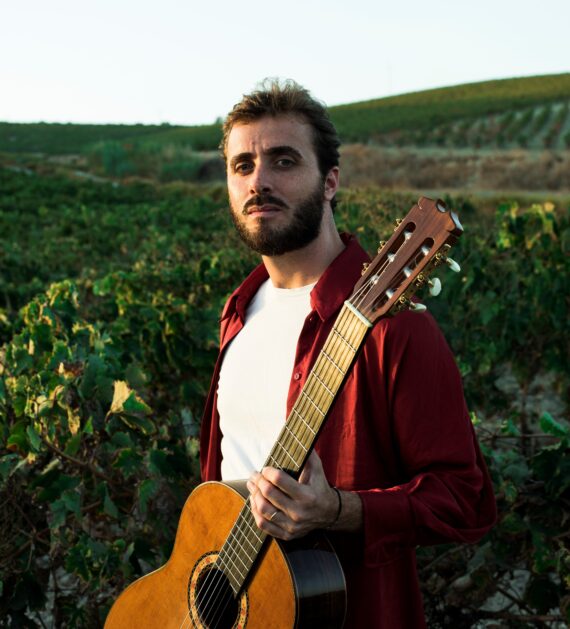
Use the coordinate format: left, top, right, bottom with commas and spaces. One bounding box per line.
199, 79, 496, 628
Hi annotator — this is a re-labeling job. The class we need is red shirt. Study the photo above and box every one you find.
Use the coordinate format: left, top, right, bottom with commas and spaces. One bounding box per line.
200, 234, 496, 628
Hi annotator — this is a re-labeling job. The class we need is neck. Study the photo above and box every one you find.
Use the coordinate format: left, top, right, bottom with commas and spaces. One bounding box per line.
262, 213, 344, 289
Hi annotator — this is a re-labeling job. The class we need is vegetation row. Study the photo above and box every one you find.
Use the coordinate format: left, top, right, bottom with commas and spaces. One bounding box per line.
1, 74, 569, 155
0, 169, 568, 626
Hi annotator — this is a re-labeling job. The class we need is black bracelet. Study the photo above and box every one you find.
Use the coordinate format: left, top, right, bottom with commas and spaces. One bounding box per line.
327, 486, 342, 529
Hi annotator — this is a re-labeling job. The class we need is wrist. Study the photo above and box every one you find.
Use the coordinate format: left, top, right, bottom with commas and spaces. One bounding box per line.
326, 486, 342, 530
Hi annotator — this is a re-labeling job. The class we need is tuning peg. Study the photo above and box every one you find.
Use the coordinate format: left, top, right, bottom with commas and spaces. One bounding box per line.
377, 240, 386, 253
446, 257, 461, 273
428, 278, 442, 296
361, 262, 369, 276
393, 218, 403, 231
409, 302, 427, 313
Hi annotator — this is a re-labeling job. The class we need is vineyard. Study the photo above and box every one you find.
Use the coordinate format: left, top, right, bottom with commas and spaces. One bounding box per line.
1, 71, 570, 627
0, 162, 568, 627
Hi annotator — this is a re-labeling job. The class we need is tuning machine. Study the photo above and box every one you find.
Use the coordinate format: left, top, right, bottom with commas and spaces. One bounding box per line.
435, 247, 461, 273
428, 277, 442, 296
414, 272, 442, 297
395, 295, 428, 314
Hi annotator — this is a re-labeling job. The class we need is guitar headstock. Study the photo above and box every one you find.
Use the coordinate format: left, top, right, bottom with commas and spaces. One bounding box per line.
349, 197, 463, 324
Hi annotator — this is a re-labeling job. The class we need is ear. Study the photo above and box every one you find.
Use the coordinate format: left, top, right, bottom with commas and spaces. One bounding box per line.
323, 166, 340, 202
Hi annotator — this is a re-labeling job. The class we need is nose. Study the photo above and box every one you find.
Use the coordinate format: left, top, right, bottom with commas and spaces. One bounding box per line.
249, 163, 272, 195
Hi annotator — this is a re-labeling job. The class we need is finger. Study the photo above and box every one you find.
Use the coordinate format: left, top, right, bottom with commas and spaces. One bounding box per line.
254, 474, 295, 514
261, 466, 306, 500
298, 450, 323, 485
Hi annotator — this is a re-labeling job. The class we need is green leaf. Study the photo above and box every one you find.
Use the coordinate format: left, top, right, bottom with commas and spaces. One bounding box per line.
109, 381, 152, 416
83, 417, 94, 435
64, 432, 82, 456
0, 454, 20, 480
114, 448, 143, 477
62, 489, 81, 517
119, 414, 155, 435
123, 391, 152, 416
7, 422, 29, 454
50, 498, 68, 528
26, 424, 42, 452
104, 491, 119, 519
37, 474, 80, 502
138, 478, 159, 516
149, 449, 174, 477
540, 412, 568, 438
111, 431, 135, 448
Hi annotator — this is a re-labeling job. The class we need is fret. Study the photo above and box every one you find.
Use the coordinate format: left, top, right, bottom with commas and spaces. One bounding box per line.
219, 306, 372, 595
301, 391, 325, 416
322, 350, 346, 374
312, 372, 335, 397
286, 427, 309, 453
231, 528, 259, 555
220, 554, 247, 585
333, 327, 357, 352
274, 441, 300, 468
231, 547, 252, 574
292, 408, 316, 434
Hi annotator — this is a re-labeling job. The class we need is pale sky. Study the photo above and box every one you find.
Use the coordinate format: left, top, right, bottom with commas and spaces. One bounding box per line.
1, 0, 569, 126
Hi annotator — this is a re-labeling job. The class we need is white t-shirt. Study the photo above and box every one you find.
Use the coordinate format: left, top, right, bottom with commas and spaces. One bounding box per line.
218, 279, 315, 480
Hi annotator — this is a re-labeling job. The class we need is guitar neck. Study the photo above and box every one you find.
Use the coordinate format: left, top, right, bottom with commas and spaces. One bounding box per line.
218, 303, 371, 594
265, 303, 371, 475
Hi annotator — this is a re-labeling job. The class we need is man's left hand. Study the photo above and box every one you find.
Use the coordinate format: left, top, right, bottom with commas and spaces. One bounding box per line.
246, 450, 338, 540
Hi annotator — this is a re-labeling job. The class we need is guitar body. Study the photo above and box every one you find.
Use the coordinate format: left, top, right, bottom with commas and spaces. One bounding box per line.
105, 481, 346, 628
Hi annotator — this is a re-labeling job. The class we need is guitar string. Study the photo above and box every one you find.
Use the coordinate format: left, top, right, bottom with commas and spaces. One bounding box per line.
186, 273, 382, 627
196, 309, 364, 624
180, 255, 398, 627
186, 306, 362, 627
276, 307, 365, 474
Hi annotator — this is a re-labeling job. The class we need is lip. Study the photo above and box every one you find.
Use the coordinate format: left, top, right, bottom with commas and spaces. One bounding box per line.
247, 204, 282, 216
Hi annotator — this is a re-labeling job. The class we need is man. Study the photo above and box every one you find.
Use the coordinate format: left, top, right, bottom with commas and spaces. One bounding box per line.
199, 79, 496, 628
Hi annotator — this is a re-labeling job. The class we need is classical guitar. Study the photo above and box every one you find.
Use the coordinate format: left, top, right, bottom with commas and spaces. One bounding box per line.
105, 197, 463, 628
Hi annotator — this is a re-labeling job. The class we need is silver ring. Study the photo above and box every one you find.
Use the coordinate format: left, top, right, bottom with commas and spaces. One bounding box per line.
269, 510, 279, 522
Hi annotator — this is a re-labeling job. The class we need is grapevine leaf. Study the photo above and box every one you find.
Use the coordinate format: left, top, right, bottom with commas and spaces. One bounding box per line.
540, 412, 568, 438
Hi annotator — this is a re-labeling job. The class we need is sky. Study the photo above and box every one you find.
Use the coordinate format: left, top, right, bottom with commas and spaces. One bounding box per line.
1, 0, 569, 127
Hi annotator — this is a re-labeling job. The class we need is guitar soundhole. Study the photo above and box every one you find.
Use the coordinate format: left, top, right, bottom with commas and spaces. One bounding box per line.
195, 567, 239, 629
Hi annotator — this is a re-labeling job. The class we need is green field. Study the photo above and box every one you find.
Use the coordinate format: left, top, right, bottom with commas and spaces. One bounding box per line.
2, 73, 569, 155
1, 74, 569, 625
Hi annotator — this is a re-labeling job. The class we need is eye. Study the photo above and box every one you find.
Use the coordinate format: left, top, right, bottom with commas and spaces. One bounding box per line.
275, 157, 295, 168
234, 161, 253, 174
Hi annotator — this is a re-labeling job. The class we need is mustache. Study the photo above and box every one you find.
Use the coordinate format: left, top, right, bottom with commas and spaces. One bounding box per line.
242, 194, 289, 215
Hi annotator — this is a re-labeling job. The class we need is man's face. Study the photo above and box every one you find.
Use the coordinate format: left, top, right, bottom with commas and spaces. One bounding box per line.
225, 114, 327, 256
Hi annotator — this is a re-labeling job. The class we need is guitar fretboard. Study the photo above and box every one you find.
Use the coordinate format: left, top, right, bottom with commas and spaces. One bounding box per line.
216, 304, 371, 594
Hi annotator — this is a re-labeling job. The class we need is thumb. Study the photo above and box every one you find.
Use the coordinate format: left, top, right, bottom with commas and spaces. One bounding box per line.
299, 450, 323, 485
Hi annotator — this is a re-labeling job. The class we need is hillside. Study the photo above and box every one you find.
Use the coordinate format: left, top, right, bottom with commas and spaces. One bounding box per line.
1, 73, 569, 154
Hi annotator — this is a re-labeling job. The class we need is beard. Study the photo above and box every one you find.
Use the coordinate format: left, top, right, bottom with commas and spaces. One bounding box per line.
229, 179, 326, 256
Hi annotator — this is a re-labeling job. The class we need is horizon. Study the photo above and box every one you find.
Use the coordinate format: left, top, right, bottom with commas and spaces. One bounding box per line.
2, 72, 569, 128
2, 0, 569, 128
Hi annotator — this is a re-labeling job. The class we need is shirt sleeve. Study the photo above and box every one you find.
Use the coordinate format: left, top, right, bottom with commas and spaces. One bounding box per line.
354, 311, 496, 567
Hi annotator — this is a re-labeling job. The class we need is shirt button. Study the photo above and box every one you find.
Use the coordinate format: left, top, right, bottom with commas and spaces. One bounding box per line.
293, 372, 301, 381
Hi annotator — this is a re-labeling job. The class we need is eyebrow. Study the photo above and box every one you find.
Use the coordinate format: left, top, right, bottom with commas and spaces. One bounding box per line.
229, 145, 304, 170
